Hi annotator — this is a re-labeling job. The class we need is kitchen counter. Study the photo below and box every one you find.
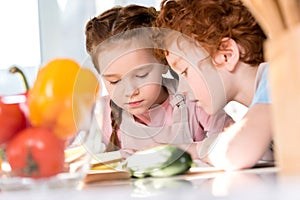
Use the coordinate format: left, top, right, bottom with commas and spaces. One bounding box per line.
2, 166, 300, 200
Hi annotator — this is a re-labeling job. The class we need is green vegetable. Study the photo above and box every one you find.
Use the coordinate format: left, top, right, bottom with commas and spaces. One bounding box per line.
124, 145, 193, 178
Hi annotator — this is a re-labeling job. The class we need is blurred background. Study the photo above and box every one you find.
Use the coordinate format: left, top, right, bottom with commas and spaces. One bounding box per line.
0, 0, 160, 95
0, 0, 247, 121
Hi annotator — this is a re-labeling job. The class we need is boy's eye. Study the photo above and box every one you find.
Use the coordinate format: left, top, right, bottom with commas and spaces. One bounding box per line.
136, 72, 149, 78
180, 68, 188, 77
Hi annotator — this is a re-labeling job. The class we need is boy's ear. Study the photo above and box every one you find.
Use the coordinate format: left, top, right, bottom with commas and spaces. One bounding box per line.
212, 38, 239, 71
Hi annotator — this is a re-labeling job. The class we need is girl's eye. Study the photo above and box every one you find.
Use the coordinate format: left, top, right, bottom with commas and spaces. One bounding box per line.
109, 80, 120, 85
136, 72, 149, 78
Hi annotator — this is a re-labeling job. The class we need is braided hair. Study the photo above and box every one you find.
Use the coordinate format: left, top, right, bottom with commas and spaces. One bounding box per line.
85, 5, 160, 151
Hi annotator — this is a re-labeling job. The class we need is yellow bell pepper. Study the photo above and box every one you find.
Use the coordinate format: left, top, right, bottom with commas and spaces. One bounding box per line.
28, 58, 100, 139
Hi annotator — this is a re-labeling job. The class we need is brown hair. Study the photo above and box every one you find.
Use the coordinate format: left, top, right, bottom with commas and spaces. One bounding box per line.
84, 5, 159, 151
156, 0, 266, 66
85, 5, 158, 56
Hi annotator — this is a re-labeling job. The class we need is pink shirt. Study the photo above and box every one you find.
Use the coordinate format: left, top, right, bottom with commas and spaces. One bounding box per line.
98, 78, 232, 150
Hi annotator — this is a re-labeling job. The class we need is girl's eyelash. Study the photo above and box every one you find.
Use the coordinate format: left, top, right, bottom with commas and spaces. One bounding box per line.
108, 71, 149, 84
109, 80, 120, 85
136, 72, 149, 78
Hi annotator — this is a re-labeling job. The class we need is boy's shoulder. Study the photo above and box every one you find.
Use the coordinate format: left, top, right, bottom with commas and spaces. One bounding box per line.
250, 62, 271, 107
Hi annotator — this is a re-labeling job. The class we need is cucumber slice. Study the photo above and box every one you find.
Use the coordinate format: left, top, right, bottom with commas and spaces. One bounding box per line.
125, 145, 192, 178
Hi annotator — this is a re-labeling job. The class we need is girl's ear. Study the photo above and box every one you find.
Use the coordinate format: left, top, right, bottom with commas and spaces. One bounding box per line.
212, 38, 239, 72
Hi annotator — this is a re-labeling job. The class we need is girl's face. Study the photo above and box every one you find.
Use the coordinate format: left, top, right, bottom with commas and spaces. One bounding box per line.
101, 49, 166, 116
165, 37, 227, 115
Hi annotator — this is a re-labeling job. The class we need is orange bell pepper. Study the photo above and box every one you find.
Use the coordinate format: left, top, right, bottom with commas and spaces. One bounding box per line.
28, 58, 100, 139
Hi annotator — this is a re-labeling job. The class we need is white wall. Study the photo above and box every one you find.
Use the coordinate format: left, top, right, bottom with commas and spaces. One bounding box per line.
38, 0, 96, 65
1, 0, 161, 95
0, 0, 40, 95
38, 0, 161, 66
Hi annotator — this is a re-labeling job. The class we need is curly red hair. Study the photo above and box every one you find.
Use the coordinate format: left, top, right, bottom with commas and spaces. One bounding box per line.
156, 0, 266, 66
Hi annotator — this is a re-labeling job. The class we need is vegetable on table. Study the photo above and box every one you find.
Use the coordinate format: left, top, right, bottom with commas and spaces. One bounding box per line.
6, 127, 65, 178
0, 66, 29, 146
27, 58, 100, 139
0, 96, 27, 145
0, 58, 100, 179
125, 145, 193, 178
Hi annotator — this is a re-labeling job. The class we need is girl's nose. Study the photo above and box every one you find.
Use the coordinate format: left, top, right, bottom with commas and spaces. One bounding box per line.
124, 78, 139, 97
127, 88, 140, 97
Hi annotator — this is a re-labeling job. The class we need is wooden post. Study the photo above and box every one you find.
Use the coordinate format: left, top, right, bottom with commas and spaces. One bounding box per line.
265, 24, 300, 176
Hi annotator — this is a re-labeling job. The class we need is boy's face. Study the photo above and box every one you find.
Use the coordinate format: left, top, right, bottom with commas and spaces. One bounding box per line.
101, 49, 166, 116
165, 37, 227, 115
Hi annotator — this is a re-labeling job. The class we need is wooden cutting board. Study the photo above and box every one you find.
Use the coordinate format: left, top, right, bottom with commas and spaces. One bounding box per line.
84, 169, 131, 184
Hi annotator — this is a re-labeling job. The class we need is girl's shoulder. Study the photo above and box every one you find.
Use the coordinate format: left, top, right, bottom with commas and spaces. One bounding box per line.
95, 95, 112, 114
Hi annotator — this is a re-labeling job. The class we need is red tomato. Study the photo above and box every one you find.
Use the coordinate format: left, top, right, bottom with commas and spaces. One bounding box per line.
6, 127, 65, 178
0, 94, 27, 145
